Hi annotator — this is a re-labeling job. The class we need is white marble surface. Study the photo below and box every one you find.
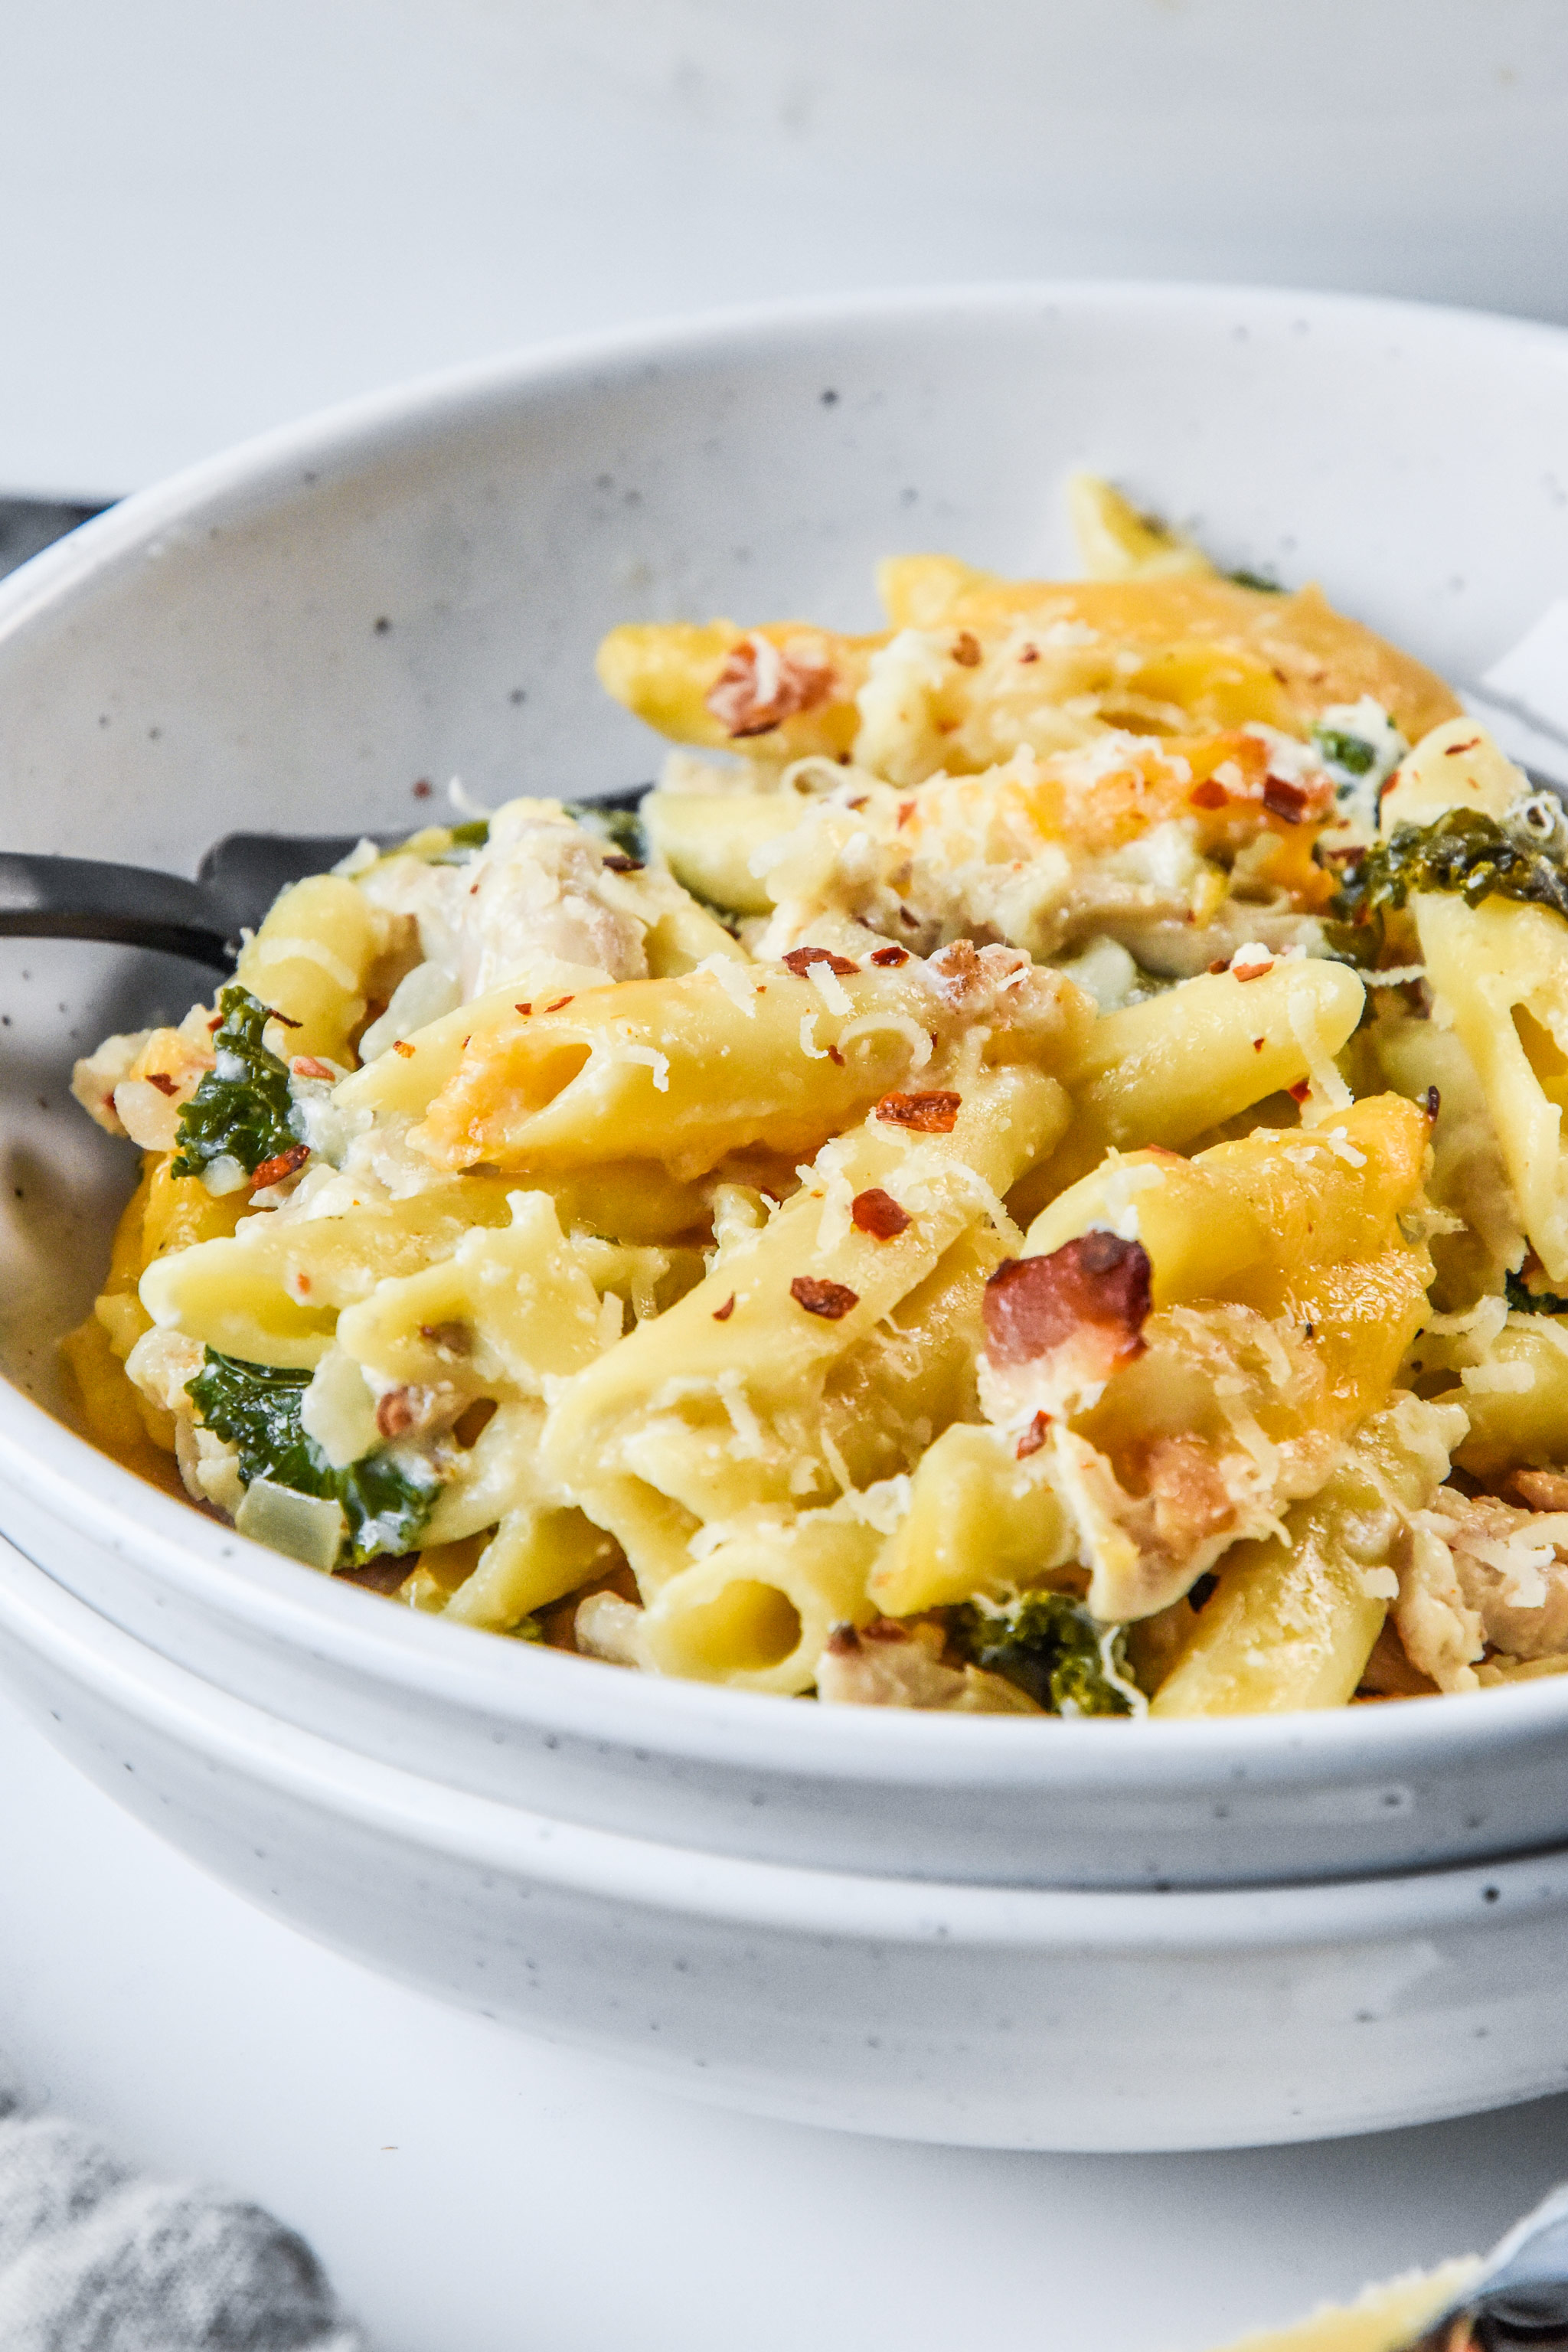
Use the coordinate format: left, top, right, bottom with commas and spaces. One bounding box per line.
0, 1690, 1565, 2352
3, 0, 1567, 499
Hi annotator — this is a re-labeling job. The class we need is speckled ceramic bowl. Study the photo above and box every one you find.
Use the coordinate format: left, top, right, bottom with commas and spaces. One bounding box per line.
5, 285, 1568, 1901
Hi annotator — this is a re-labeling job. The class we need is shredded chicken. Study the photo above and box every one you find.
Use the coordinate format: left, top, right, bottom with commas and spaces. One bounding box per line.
815, 1619, 1037, 1711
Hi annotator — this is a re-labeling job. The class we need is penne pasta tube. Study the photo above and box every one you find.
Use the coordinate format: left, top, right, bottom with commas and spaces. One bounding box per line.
639, 1508, 882, 1694
867, 1422, 1076, 1615
234, 874, 405, 1063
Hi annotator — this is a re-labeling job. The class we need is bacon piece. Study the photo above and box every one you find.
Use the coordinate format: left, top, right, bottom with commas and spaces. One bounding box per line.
875, 1089, 961, 1133
1506, 1468, 1568, 1514
983, 1233, 1152, 1374
602, 853, 643, 873
705, 633, 835, 737
789, 1275, 860, 1320
782, 946, 858, 977
1262, 773, 1330, 825
851, 1187, 912, 1240
929, 938, 980, 1002
869, 944, 909, 967
250, 1142, 309, 1191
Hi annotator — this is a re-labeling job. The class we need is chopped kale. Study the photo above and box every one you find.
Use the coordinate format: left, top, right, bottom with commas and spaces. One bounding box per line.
1333, 808, 1568, 932
1315, 727, 1378, 777
955, 1589, 1136, 1717
446, 818, 490, 849
187, 1348, 440, 1566
171, 986, 303, 1181
1227, 567, 1282, 593
564, 799, 648, 863
1505, 1269, 1568, 1317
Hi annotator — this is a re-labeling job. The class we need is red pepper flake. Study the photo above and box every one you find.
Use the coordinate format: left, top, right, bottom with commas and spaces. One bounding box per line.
1015, 1409, 1052, 1459
869, 943, 910, 967
603, 852, 644, 873
1189, 779, 1229, 811
790, 1275, 860, 1320
1018, 643, 1038, 664
851, 1187, 913, 1240
1263, 775, 1312, 824
295, 1273, 311, 1295
898, 905, 920, 928
704, 633, 835, 736
251, 1142, 310, 1191
1443, 738, 1481, 756
1232, 959, 1274, 982
952, 629, 982, 668
712, 1293, 737, 1322
544, 995, 574, 1012
846, 794, 868, 810
1207, 958, 1230, 975
827, 1044, 845, 1066
207, 1014, 224, 1031
376, 1388, 416, 1441
515, 1002, 532, 1015
782, 946, 859, 977
1425, 1085, 1441, 1121
291, 1056, 336, 1082
896, 801, 916, 829
461, 1036, 471, 1050
145, 1071, 180, 1097
875, 1089, 962, 1133
984, 1234, 1152, 1373
392, 1040, 416, 1058
1289, 1079, 1312, 1103
266, 1008, 302, 1028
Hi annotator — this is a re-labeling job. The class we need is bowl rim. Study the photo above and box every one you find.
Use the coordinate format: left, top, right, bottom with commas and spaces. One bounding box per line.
5, 1521, 1568, 1946
7, 273, 1568, 1783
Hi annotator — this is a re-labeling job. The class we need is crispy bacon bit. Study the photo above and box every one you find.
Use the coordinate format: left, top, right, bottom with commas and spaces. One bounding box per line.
392, 1039, 416, 1059
145, 1071, 180, 1097
1508, 1468, 1568, 1513
250, 1142, 309, 1191
897, 800, 916, 829
418, 1320, 472, 1357
1426, 1085, 1441, 1121
1018, 643, 1038, 664
782, 946, 858, 977
544, 995, 574, 1012
712, 1293, 737, 1322
983, 1233, 1152, 1372
603, 852, 643, 873
1443, 738, 1481, 757
376, 1388, 417, 1440
851, 1187, 913, 1240
1015, 1408, 1052, 1459
1207, 958, 1230, 975
825, 1621, 860, 1657
1189, 779, 1230, 811
952, 630, 982, 668
869, 943, 910, 967
929, 938, 980, 1001
1289, 1078, 1312, 1103
861, 1615, 912, 1644
789, 1275, 860, 1320
1232, 959, 1273, 982
704, 633, 834, 737
291, 1055, 336, 1082
875, 1089, 962, 1133
1263, 773, 1331, 825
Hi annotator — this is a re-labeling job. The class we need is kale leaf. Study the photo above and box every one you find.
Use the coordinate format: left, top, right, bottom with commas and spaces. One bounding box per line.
955, 1589, 1136, 1717
171, 986, 302, 1181
1333, 808, 1568, 933
187, 1348, 440, 1566
1505, 1269, 1568, 1317
1314, 727, 1378, 777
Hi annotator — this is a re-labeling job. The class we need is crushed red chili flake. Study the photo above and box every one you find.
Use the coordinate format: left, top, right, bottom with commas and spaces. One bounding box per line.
846, 794, 868, 810
411, 779, 433, 799
877, 1089, 962, 1132
827, 1044, 845, 1066
869, 943, 909, 966
515, 1002, 532, 1015
1253, 1037, 1266, 1052
1232, 959, 1273, 982
898, 905, 920, 927
712, 1293, 737, 1322
544, 995, 574, 1012
392, 1040, 416, 1058
295, 1273, 311, 1295
292, 1056, 336, 1082
1426, 1085, 1441, 1120
207, 1014, 224, 1031
851, 1187, 913, 1240
1443, 738, 1481, 756
861, 1616, 911, 1644
1018, 643, 1038, 664
1015, 1409, 1052, 1459
704, 633, 834, 736
824, 1622, 859, 1656
603, 853, 643, 873
376, 1388, 416, 1441
896, 800, 916, 828
789, 1275, 860, 1320
250, 1142, 310, 1191
1207, 958, 1230, 975
983, 1233, 1152, 1372
1263, 776, 1312, 824
1189, 779, 1229, 811
1289, 1079, 1312, 1103
145, 1071, 180, 1097
782, 946, 859, 977
952, 630, 982, 668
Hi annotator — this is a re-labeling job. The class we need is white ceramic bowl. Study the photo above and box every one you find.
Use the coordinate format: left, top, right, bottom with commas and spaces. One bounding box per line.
6, 284, 1568, 1897
5, 1524, 1568, 2153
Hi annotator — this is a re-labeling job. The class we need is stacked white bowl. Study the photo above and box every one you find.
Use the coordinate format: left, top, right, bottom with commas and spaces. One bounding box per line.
5, 287, 1568, 2151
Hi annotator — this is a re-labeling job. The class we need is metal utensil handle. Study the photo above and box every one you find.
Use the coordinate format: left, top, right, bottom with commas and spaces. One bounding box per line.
0, 853, 230, 969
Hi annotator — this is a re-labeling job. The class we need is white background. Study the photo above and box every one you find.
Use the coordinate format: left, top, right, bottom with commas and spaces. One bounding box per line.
4, 0, 1568, 497
4, 6, 1568, 2343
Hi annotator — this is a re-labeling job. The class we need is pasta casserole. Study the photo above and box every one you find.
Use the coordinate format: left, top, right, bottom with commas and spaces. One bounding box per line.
64, 477, 1568, 1719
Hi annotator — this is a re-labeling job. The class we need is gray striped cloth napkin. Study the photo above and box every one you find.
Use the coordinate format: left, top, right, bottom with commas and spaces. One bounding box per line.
0, 2097, 364, 2350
